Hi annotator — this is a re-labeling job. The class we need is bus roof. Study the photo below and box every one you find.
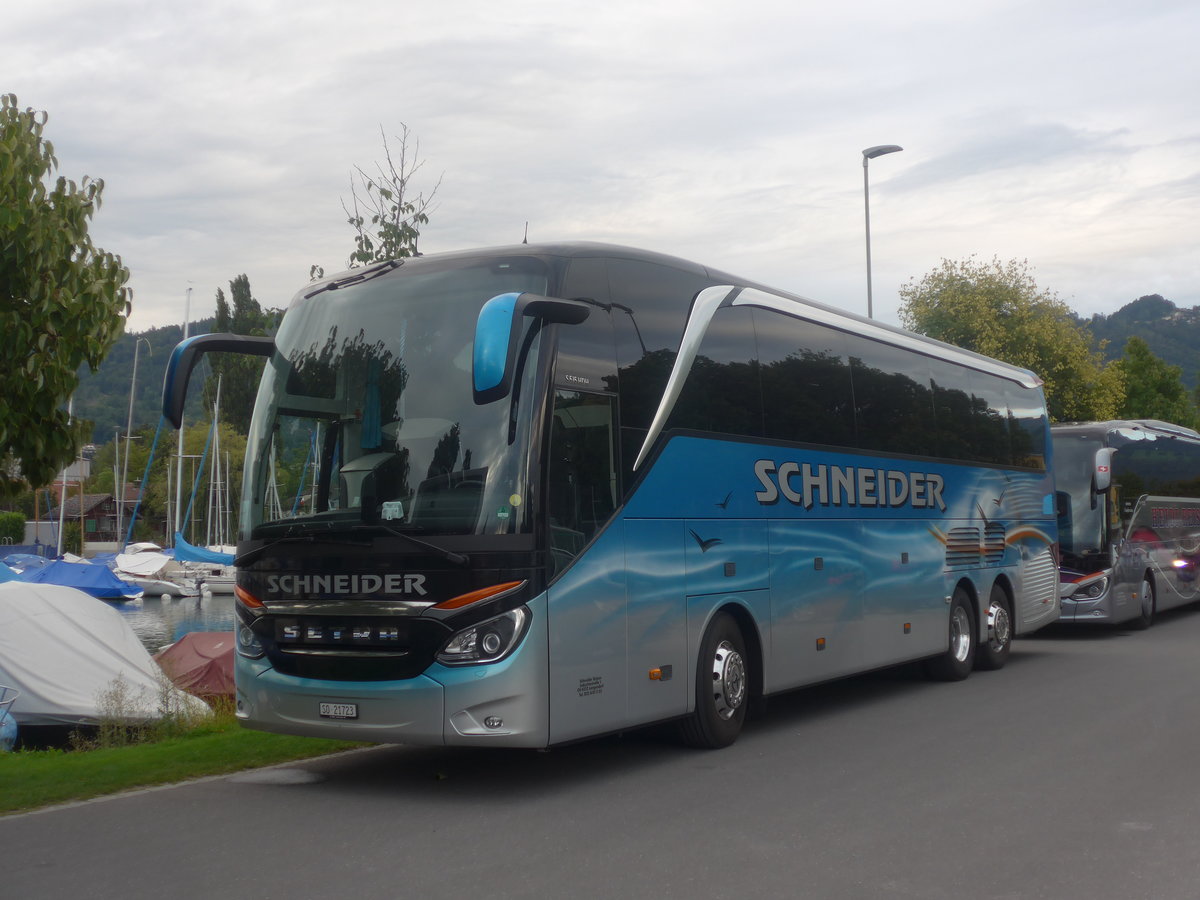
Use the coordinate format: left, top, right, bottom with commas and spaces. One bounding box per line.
297, 241, 1044, 389
1052, 420, 1200, 441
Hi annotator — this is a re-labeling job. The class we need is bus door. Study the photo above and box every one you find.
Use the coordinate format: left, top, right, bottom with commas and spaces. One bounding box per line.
545, 390, 632, 742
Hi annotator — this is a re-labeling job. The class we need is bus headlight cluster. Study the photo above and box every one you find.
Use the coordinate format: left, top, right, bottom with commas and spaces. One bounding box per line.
236, 621, 266, 659
1069, 576, 1108, 601
437, 606, 529, 666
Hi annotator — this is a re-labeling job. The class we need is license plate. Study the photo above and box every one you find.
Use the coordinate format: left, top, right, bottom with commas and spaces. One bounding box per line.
319, 702, 358, 720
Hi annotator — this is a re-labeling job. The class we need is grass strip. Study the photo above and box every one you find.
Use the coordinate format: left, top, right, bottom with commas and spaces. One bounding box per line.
0, 720, 365, 815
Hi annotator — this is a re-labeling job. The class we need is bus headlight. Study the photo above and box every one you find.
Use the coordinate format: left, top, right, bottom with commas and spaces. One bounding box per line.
437, 606, 530, 666
236, 621, 266, 659
1069, 576, 1108, 601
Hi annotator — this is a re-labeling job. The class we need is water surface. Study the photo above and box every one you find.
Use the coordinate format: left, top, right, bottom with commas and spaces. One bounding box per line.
114, 592, 236, 653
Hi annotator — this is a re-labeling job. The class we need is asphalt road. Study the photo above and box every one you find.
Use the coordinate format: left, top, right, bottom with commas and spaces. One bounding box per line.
5, 606, 1200, 900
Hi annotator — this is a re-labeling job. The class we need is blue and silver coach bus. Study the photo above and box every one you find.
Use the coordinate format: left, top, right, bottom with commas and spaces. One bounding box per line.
163, 243, 1059, 748
1054, 420, 1200, 628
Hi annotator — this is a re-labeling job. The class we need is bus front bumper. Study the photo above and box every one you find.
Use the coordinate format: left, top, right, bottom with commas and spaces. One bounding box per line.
1059, 572, 1118, 623
234, 664, 449, 743
1058, 595, 1117, 623
233, 610, 550, 747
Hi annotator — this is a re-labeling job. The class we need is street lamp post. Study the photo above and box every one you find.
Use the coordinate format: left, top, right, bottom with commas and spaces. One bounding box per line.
862, 144, 903, 319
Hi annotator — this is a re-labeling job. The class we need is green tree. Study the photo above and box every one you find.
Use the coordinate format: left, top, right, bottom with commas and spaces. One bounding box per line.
106, 420, 249, 546
898, 256, 1124, 422
103, 422, 182, 545
1115, 336, 1198, 428
0, 94, 131, 494
61, 521, 82, 555
169, 420, 249, 546
311, 124, 440, 280
203, 275, 275, 433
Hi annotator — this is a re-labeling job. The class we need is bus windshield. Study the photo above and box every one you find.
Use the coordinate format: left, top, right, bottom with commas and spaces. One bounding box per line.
1052, 433, 1106, 564
242, 256, 550, 539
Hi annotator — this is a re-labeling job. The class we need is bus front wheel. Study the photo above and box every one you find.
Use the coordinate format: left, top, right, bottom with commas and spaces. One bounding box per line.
1129, 575, 1155, 630
679, 612, 748, 749
924, 588, 976, 681
975, 583, 1012, 671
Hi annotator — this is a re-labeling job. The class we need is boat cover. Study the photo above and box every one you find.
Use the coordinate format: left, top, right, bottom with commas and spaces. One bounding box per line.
0, 582, 207, 726
173, 533, 235, 565
1, 685, 17, 751
3, 553, 48, 572
153, 632, 235, 699
125, 542, 165, 553
23, 559, 143, 600
114, 550, 174, 578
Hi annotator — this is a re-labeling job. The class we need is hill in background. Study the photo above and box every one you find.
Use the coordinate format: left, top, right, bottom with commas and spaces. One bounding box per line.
72, 292, 1199, 445
1083, 294, 1200, 392
73, 318, 216, 443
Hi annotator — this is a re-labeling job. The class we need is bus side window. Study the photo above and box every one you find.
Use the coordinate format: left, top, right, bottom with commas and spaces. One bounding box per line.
757, 313, 855, 447
844, 334, 936, 457
1007, 384, 1047, 470
667, 305, 763, 439
548, 391, 618, 575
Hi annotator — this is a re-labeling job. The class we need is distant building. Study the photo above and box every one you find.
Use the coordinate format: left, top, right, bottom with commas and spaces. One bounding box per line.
22, 520, 57, 547
45, 493, 122, 544
54, 457, 92, 483
40, 483, 165, 552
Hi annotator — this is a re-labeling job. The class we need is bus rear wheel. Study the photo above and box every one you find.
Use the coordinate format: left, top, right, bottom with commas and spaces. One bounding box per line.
1129, 575, 1155, 630
975, 583, 1013, 671
679, 612, 748, 749
924, 588, 976, 681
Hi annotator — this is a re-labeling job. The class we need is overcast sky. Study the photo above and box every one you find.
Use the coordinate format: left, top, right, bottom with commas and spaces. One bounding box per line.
9, 0, 1199, 334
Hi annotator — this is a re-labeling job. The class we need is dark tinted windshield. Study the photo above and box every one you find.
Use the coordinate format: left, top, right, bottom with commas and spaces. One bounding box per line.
243, 257, 549, 538
1052, 433, 1105, 559
1111, 431, 1200, 499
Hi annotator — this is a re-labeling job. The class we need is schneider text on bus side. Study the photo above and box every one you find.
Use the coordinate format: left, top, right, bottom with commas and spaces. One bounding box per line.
754, 460, 947, 511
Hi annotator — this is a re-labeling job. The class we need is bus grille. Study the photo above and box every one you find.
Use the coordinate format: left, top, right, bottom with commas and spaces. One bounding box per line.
984, 523, 1007, 564
1022, 547, 1059, 609
254, 614, 449, 681
946, 528, 981, 567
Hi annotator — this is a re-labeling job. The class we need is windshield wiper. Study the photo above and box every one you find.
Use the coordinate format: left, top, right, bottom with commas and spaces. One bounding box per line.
234, 532, 372, 568
303, 259, 402, 299
352, 523, 470, 567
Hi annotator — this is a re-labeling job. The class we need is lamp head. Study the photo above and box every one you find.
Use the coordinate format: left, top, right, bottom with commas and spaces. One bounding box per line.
862, 144, 903, 160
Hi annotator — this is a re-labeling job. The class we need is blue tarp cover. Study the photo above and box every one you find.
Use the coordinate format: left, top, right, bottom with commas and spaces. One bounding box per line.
4, 554, 48, 571
23, 560, 142, 600
173, 533, 235, 565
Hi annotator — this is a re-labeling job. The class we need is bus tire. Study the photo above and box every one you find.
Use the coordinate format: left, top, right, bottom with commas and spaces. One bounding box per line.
1129, 574, 1155, 630
924, 587, 976, 681
679, 612, 748, 749
975, 583, 1013, 671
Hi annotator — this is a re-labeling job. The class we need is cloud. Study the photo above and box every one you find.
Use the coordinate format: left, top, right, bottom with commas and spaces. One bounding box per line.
5, 0, 1198, 332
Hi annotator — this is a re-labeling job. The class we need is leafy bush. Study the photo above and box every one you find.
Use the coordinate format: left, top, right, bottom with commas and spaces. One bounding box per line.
61, 521, 82, 555
0, 509, 23, 544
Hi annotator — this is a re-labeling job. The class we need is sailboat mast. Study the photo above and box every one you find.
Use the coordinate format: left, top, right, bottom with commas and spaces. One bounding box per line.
206, 375, 222, 548
56, 397, 73, 556
174, 286, 192, 542
225, 450, 233, 548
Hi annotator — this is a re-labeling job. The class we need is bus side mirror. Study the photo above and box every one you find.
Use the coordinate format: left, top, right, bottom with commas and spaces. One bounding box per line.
1093, 448, 1115, 493
162, 333, 275, 428
1055, 491, 1070, 520
473, 292, 590, 405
